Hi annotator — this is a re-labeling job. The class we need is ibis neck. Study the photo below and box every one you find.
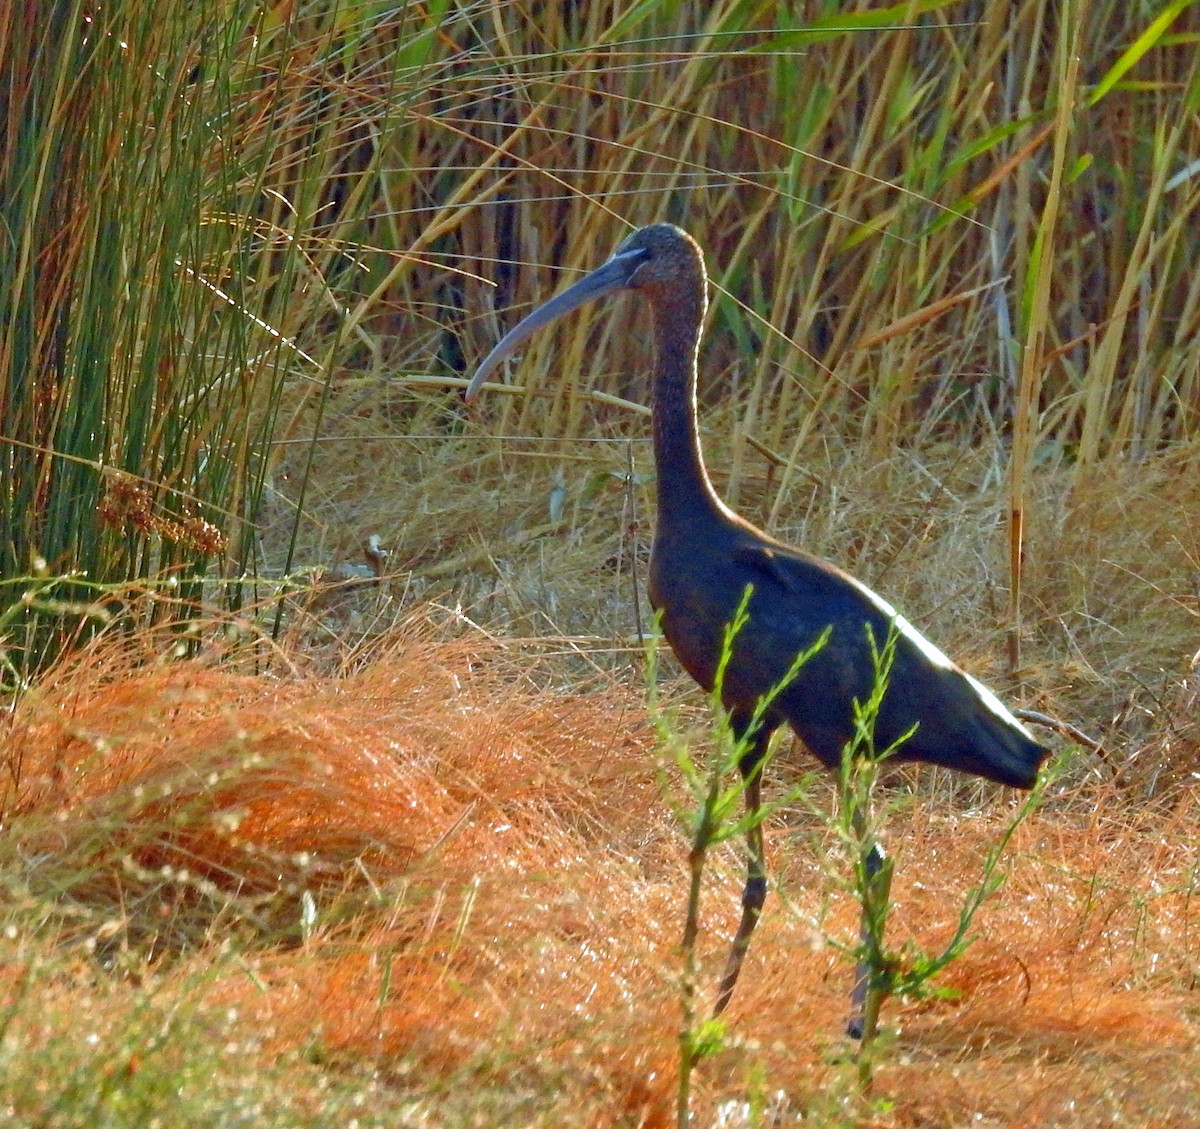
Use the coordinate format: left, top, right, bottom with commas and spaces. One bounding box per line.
649, 282, 725, 531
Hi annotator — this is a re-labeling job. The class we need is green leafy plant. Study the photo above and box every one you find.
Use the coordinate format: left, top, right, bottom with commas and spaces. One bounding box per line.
828, 624, 1052, 1088
647, 588, 828, 1128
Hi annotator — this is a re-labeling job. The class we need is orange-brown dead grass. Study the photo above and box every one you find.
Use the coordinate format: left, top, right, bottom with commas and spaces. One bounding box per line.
3, 629, 1200, 1126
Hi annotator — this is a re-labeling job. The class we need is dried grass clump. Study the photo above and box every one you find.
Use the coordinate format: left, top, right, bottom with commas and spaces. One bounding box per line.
2, 624, 664, 929
0, 624, 684, 1119
3, 623, 1200, 1125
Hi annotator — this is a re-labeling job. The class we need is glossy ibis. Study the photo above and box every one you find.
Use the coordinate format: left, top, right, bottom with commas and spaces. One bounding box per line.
465, 223, 1050, 1036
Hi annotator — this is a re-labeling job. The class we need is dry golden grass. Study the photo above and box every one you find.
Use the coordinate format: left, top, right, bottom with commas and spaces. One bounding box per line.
262, 373, 1200, 778
3, 620, 1198, 1126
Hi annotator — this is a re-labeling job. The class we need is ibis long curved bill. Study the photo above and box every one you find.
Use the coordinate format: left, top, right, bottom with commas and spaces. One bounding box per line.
464, 243, 648, 402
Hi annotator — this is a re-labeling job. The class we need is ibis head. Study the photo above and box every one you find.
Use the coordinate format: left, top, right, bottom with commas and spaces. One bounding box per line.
464, 224, 700, 402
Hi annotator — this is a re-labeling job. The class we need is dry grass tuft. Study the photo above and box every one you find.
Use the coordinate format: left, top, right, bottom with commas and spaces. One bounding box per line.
3, 626, 1199, 1125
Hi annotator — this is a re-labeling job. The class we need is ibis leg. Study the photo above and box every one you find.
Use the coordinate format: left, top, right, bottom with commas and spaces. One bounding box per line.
713, 729, 770, 1016
847, 806, 890, 1040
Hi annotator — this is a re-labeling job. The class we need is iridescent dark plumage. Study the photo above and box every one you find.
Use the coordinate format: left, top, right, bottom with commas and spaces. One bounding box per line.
467, 223, 1050, 1034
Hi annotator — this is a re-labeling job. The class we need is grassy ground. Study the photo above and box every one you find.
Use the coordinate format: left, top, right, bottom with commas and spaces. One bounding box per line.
4, 1, 1200, 1125
3, 441, 1199, 1125
6, 285, 1200, 1128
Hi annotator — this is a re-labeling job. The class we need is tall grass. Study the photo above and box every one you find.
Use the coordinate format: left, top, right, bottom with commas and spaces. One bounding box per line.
442, 0, 1200, 459
0, 2, 441, 677
4, 2, 1197, 674
3, 4, 259, 669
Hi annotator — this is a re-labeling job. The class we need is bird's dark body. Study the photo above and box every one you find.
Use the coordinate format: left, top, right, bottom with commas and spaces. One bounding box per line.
649, 515, 1042, 789
466, 221, 1050, 1033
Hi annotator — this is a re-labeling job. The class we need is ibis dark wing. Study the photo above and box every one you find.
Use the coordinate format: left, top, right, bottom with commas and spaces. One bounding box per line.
725, 536, 1045, 786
